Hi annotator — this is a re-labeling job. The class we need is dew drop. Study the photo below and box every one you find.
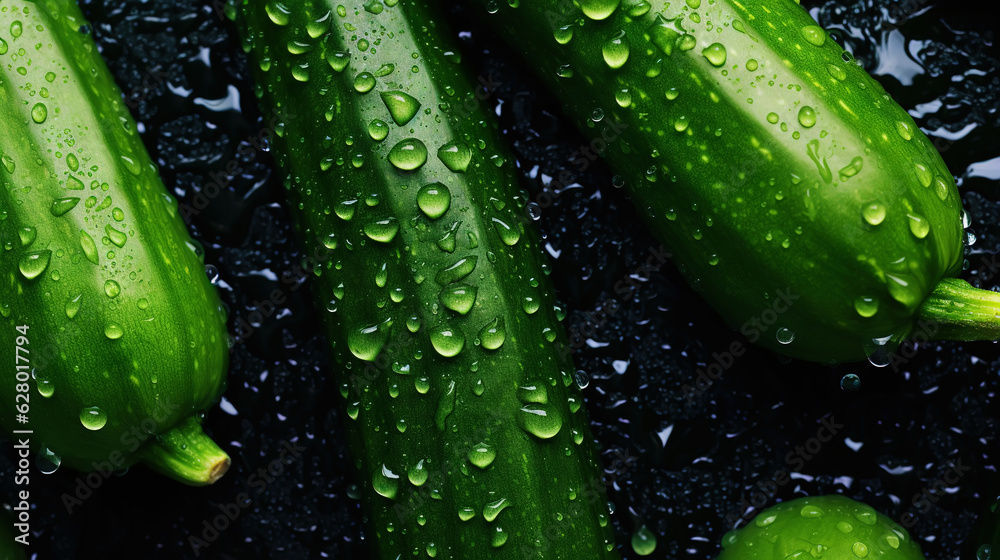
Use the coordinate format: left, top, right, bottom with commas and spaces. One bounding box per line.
798, 106, 817, 128
50, 197, 80, 217
430, 324, 465, 357
104, 322, 125, 340
478, 317, 506, 350
380, 91, 421, 126
602, 30, 631, 69
388, 138, 428, 171
632, 525, 657, 556
862, 203, 885, 226
19, 250, 52, 280
775, 327, 795, 345
801, 25, 826, 46
104, 279, 121, 298
368, 119, 389, 141
348, 319, 393, 361
364, 217, 400, 243
417, 183, 451, 219
372, 464, 400, 499
353, 72, 376, 93
518, 403, 563, 439
702, 43, 727, 67
468, 442, 496, 468
80, 406, 108, 430
578, 0, 621, 20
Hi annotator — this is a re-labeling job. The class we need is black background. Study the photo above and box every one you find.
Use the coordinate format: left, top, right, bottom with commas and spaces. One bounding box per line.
2, 1, 999, 558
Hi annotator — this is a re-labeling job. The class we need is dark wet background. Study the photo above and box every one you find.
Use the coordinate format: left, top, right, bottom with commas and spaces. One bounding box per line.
2, 1, 998, 558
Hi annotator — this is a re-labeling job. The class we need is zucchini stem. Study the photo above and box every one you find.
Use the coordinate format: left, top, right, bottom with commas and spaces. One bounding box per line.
136, 415, 230, 486
917, 278, 1000, 341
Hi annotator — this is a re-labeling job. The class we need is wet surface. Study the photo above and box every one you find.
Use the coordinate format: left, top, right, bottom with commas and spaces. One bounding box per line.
1, 1, 997, 558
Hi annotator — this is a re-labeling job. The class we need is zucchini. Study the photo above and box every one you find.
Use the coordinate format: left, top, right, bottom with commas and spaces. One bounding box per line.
717, 495, 925, 559
227, 1, 618, 558
0, 1, 230, 485
469, 0, 1000, 364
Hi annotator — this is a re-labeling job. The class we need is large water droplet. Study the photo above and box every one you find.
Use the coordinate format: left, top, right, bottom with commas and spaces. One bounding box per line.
492, 217, 521, 246
80, 406, 108, 430
440, 284, 477, 315
105, 322, 125, 340
518, 403, 563, 439
19, 250, 52, 280
907, 214, 930, 239
417, 183, 451, 219
372, 464, 400, 499
468, 442, 496, 468
50, 197, 80, 217
353, 72, 376, 93
578, 0, 621, 20
364, 217, 400, 243
435, 255, 477, 285
483, 497, 511, 522
862, 203, 885, 226
104, 279, 121, 298
854, 296, 879, 317
66, 294, 83, 319
388, 138, 428, 171
265, 1, 292, 25
801, 25, 826, 46
348, 318, 392, 361
438, 141, 472, 172
478, 317, 506, 350
368, 119, 389, 142
381, 91, 421, 126
632, 525, 657, 556
408, 460, 428, 486
31, 103, 48, 124
838, 156, 864, 181
435, 380, 457, 430
430, 324, 465, 357
702, 43, 727, 67
603, 30, 631, 69
36, 446, 61, 474
798, 106, 817, 128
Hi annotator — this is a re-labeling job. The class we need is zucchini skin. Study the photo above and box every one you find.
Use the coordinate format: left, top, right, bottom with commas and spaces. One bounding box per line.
0, 1, 230, 484
716, 495, 925, 559
469, 0, 964, 363
229, 1, 618, 558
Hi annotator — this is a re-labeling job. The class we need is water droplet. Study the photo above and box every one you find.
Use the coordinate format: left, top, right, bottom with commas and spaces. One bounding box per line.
364, 217, 400, 243
104, 279, 121, 298
775, 327, 795, 344
632, 525, 657, 556
934, 175, 951, 202
854, 296, 879, 318
839, 156, 864, 181
435, 255, 477, 285
554, 24, 574, 45
31, 103, 47, 124
801, 25, 826, 46
837, 521, 854, 533
492, 526, 508, 548
862, 203, 885, 226
380, 91, 421, 126
678, 33, 697, 52
578, 0, 621, 20
800, 504, 825, 517
105, 225, 127, 248
603, 30, 631, 69
80, 229, 99, 264
18, 227, 36, 247
518, 403, 563, 439
852, 542, 869, 558
65, 294, 83, 319
51, 197, 80, 216
437, 141, 473, 172
19, 250, 52, 280
798, 106, 817, 128
458, 506, 476, 521
907, 214, 930, 239
491, 217, 520, 246
388, 138, 428, 171
914, 162, 933, 188
36, 447, 61, 474
348, 318, 392, 361
756, 514, 777, 527
327, 50, 351, 72
368, 119, 389, 142
895, 121, 913, 140
430, 324, 465, 357
353, 72, 376, 93
517, 382, 548, 404
702, 43, 727, 67
417, 183, 451, 219
440, 284, 477, 315
483, 497, 511, 522
372, 464, 400, 499
435, 380, 457, 429
80, 406, 108, 430
104, 322, 124, 340
827, 63, 847, 81
468, 442, 496, 468
478, 317, 506, 350
264, 2, 292, 25
408, 460, 428, 486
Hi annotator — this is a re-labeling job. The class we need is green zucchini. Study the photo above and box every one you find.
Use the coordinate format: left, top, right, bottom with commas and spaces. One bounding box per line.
0, 1, 230, 485
468, 0, 1000, 364
716, 495, 925, 559
227, 1, 618, 557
